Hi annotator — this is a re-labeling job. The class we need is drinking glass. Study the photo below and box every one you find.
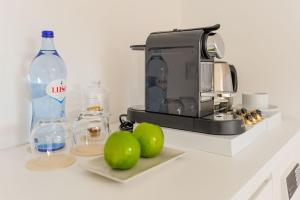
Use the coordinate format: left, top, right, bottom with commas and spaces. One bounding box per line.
27, 119, 75, 171
71, 111, 110, 156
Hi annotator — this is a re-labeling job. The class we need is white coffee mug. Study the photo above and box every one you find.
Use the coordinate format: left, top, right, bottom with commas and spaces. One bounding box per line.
242, 92, 269, 110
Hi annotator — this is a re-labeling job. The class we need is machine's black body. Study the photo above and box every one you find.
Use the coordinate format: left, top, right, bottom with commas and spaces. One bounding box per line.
144, 25, 216, 117
128, 24, 246, 135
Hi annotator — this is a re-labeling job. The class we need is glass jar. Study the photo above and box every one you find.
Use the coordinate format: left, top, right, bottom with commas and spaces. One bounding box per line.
83, 81, 109, 113
71, 111, 110, 156
26, 119, 75, 171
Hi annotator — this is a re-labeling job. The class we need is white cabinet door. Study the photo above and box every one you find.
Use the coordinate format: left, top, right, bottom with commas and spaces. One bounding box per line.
249, 177, 273, 200
272, 133, 300, 200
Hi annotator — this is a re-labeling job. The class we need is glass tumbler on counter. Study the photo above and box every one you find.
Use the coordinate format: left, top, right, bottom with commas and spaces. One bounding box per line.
71, 111, 110, 156
26, 119, 76, 171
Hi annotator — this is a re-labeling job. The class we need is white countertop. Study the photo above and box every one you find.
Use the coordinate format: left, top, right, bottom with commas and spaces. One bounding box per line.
1, 116, 300, 200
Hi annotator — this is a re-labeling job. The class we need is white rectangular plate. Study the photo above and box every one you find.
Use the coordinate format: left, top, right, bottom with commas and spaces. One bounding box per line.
80, 147, 186, 183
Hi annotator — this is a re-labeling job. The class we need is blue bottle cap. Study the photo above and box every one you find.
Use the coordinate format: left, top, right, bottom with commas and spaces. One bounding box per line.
42, 30, 54, 38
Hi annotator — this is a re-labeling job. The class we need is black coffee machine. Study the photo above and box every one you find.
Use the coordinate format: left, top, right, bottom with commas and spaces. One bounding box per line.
127, 24, 245, 135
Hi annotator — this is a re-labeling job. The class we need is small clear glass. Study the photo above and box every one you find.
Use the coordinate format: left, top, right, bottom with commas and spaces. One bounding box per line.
26, 119, 75, 171
83, 81, 109, 113
71, 111, 110, 156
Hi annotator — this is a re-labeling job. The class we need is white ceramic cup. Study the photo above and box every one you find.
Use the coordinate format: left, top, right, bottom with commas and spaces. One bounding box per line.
242, 92, 269, 110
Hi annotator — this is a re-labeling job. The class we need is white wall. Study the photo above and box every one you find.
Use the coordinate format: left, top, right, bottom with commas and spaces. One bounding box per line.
0, 0, 181, 149
2, 0, 299, 149
182, 0, 300, 117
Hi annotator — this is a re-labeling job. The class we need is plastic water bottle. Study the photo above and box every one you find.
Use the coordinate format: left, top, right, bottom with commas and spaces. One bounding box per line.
29, 30, 67, 152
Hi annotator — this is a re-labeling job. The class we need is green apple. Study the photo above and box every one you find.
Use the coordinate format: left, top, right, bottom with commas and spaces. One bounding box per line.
104, 131, 140, 170
133, 122, 164, 158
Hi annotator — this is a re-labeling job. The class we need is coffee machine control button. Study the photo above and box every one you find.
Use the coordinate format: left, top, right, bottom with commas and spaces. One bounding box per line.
206, 33, 225, 59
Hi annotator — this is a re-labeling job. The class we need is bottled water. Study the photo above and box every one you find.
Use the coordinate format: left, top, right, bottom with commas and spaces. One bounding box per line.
29, 30, 67, 152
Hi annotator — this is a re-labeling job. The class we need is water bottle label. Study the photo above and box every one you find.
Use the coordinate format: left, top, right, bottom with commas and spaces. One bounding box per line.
46, 79, 66, 103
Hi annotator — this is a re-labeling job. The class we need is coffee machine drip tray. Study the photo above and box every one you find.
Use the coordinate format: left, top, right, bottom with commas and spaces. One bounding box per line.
127, 106, 246, 135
